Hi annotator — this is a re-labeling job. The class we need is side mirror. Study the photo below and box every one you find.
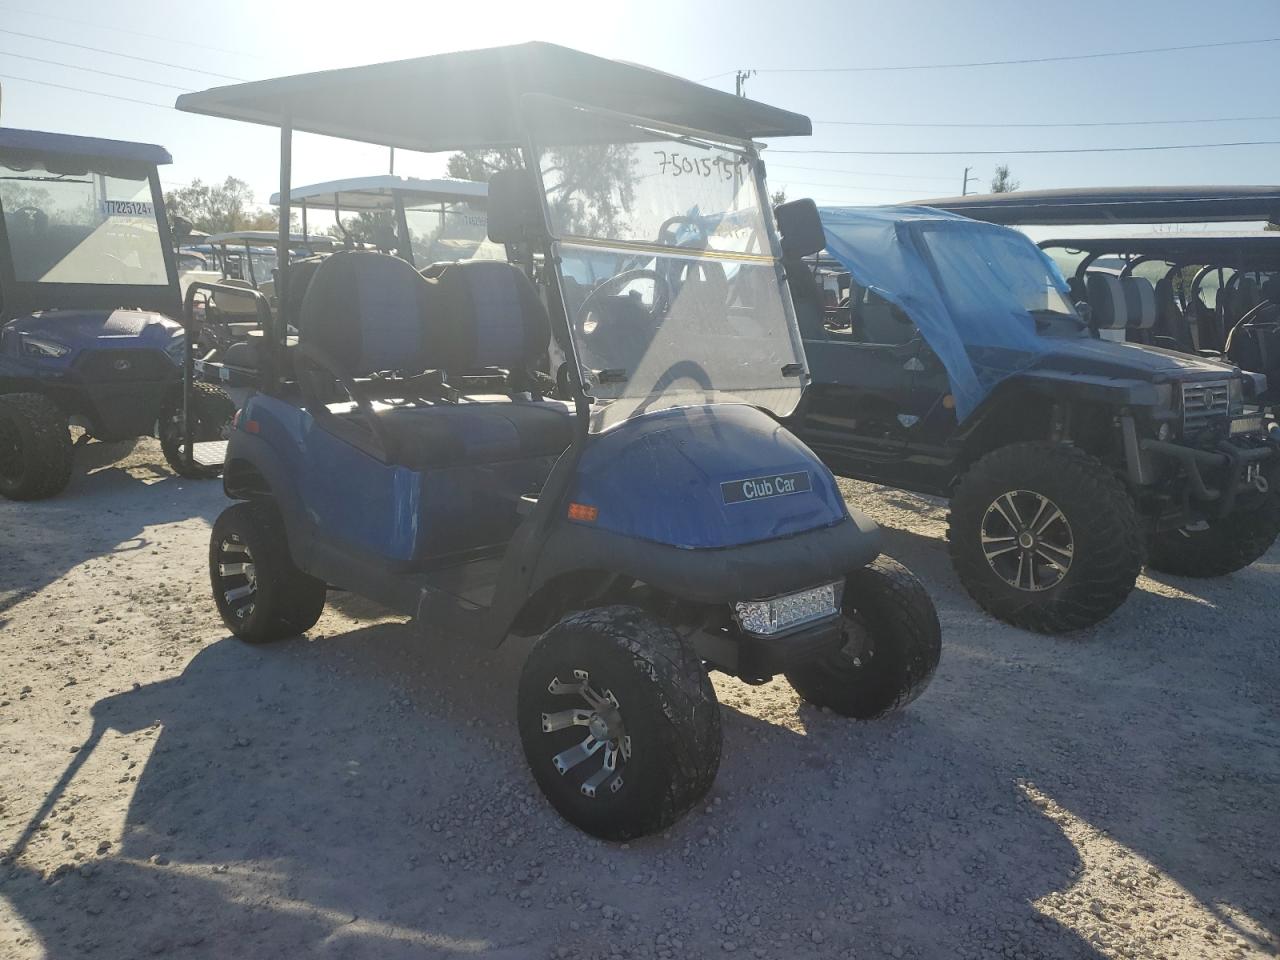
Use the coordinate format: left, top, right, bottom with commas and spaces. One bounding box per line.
487, 169, 544, 244
775, 198, 826, 259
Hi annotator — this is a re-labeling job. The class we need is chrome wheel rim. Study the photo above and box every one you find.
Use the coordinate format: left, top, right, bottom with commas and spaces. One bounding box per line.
981, 490, 1074, 592
215, 536, 257, 621
541, 669, 630, 799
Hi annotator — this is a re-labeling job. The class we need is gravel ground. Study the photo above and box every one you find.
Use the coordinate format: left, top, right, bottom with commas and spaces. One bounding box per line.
1, 438, 1277, 960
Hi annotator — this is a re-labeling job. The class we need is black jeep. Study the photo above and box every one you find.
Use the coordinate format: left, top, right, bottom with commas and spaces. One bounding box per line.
778, 201, 1280, 634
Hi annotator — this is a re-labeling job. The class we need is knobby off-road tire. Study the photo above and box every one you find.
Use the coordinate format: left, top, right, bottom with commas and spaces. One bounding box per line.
517, 605, 722, 841
1148, 463, 1280, 577
209, 501, 326, 643
948, 442, 1144, 634
159, 382, 235, 479
785, 557, 941, 719
0, 392, 73, 501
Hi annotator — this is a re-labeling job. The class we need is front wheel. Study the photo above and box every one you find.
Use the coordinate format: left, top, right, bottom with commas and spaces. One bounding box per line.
209, 501, 327, 643
948, 442, 1144, 633
785, 557, 941, 719
159, 383, 234, 479
0, 393, 73, 501
517, 606, 722, 841
1148, 464, 1280, 576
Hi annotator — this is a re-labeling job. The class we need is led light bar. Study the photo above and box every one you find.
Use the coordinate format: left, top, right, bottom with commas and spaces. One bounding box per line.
734, 581, 842, 637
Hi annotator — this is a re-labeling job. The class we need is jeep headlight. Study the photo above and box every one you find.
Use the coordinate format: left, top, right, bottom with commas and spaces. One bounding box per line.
1152, 383, 1175, 408
1228, 377, 1244, 415
20, 335, 72, 359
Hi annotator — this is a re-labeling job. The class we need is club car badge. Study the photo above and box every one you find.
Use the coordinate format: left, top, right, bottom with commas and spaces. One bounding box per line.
721, 471, 811, 504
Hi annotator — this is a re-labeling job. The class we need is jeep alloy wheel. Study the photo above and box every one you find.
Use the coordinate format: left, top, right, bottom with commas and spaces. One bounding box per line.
980, 490, 1074, 592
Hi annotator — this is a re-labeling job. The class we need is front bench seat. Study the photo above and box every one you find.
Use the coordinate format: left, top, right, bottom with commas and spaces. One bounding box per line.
1121, 276, 1157, 344
299, 251, 573, 470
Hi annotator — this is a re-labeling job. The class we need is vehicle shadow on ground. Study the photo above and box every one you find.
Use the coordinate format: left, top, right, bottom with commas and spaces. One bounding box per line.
0, 444, 225, 609
2, 613, 1109, 960
873, 521, 1280, 953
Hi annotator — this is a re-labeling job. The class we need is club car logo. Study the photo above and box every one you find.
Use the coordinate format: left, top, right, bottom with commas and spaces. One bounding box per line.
721, 471, 812, 505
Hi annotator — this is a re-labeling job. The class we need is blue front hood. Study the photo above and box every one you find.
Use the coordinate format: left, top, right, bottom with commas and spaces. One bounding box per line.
569, 404, 850, 549
3, 308, 182, 359
1021, 336, 1239, 383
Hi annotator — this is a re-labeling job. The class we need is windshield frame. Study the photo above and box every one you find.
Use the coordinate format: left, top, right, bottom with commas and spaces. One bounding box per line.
522, 94, 808, 432
0, 159, 180, 321
907, 219, 1084, 335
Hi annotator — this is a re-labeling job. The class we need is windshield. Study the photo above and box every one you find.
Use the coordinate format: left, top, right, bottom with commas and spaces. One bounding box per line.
0, 162, 169, 286
915, 222, 1083, 335
535, 109, 804, 430
404, 199, 502, 265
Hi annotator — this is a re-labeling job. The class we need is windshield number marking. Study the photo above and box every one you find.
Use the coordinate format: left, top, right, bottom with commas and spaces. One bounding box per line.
653, 150, 747, 182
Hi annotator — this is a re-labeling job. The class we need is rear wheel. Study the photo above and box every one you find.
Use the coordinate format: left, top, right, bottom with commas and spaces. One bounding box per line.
949, 442, 1144, 633
517, 606, 721, 840
209, 501, 326, 643
159, 383, 234, 479
1148, 464, 1280, 576
785, 557, 940, 719
0, 393, 73, 501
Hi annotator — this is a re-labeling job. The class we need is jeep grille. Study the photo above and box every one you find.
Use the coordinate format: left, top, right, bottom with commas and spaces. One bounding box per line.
1181, 380, 1230, 435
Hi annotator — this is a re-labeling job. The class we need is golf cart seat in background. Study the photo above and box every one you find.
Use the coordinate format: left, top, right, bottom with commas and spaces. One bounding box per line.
298, 250, 573, 471
1121, 276, 1156, 344
1153, 277, 1198, 352
1086, 273, 1128, 342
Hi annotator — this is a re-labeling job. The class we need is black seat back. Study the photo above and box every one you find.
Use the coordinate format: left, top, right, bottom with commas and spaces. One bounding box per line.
1153, 277, 1196, 351
299, 250, 445, 377
426, 259, 551, 376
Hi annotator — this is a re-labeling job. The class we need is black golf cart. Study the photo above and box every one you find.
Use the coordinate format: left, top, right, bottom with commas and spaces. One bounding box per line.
0, 127, 233, 498
176, 42, 942, 839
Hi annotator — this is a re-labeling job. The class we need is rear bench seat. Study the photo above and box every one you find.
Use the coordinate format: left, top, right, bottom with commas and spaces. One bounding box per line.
297, 250, 574, 470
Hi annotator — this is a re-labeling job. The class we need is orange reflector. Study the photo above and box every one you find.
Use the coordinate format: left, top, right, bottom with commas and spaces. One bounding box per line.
942, 394, 956, 410
567, 502, 598, 522
244, 420, 261, 434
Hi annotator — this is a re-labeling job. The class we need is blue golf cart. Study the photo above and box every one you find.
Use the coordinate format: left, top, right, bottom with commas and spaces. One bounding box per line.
177, 42, 941, 839
0, 128, 234, 498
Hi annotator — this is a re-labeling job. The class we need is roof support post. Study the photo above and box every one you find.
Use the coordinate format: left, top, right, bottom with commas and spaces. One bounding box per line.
274, 119, 292, 393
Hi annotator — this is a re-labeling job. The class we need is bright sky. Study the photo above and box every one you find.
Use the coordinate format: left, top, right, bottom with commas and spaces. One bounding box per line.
2, 0, 1279, 217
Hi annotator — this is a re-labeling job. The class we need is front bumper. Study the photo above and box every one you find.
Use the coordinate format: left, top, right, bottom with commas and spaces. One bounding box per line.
1134, 426, 1278, 519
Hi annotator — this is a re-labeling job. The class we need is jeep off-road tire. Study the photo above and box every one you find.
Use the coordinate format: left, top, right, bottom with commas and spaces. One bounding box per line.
785, 557, 941, 719
1147, 463, 1280, 577
949, 442, 1144, 633
517, 606, 721, 841
209, 501, 326, 643
0, 392, 73, 501
159, 382, 235, 479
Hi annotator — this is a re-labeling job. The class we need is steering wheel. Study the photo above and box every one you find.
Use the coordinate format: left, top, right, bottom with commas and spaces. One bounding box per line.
655, 215, 710, 250
574, 268, 674, 333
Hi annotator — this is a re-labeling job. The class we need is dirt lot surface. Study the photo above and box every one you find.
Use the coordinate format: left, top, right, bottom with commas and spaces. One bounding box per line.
1, 438, 1277, 960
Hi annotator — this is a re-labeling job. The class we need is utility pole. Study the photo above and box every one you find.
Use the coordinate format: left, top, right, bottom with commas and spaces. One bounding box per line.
961, 166, 978, 196
389, 146, 395, 175
735, 69, 756, 98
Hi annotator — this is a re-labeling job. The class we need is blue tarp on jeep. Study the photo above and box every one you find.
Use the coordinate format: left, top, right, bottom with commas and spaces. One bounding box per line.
817, 206, 1074, 421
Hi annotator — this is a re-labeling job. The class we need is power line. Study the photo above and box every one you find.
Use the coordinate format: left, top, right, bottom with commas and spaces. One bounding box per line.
768, 178, 922, 194
0, 49, 195, 91
766, 162, 956, 182
0, 2, 270, 62
0, 27, 245, 81
754, 36, 1280, 73
773, 140, 1280, 156
813, 113, 1280, 129
0, 72, 172, 109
